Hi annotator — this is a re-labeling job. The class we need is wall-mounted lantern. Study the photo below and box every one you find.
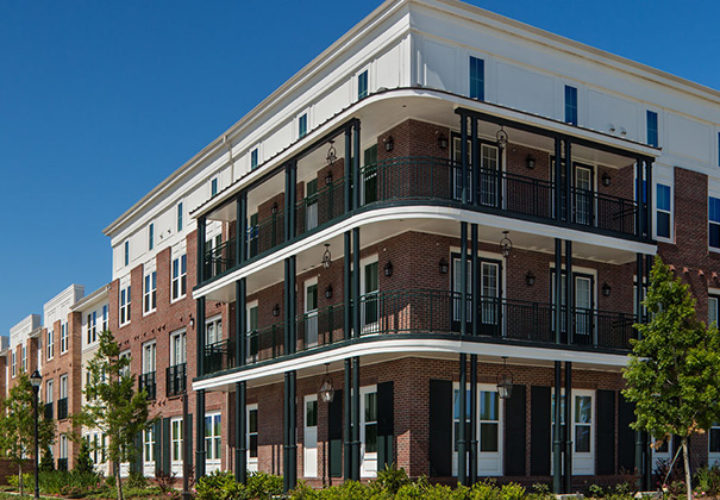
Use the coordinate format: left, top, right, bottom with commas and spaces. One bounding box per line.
383, 136, 394, 152
384, 261, 394, 277
439, 258, 449, 275
601, 172, 611, 187
272, 303, 280, 317
325, 285, 333, 300
526, 155, 536, 169
437, 133, 448, 150
525, 271, 536, 287
602, 282, 612, 297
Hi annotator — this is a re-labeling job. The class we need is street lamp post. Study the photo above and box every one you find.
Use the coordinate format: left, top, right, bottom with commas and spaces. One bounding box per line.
29, 370, 42, 500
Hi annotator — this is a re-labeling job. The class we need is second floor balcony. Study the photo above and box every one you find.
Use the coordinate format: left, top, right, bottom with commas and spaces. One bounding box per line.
57, 397, 68, 420
201, 288, 636, 377
139, 372, 156, 400
166, 363, 187, 397
44, 402, 53, 420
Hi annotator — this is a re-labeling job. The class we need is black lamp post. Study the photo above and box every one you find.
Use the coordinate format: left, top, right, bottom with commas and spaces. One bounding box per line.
29, 369, 42, 500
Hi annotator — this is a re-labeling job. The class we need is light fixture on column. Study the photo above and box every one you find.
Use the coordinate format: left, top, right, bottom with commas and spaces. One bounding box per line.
319, 363, 335, 403
326, 140, 337, 167
496, 357, 513, 399
601, 172, 611, 187
322, 244, 332, 269
500, 231, 512, 258
496, 126, 508, 150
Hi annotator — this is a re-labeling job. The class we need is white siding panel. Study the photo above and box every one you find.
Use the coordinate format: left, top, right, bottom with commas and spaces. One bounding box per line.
668, 114, 711, 164
422, 39, 457, 93
586, 90, 639, 140
495, 63, 555, 117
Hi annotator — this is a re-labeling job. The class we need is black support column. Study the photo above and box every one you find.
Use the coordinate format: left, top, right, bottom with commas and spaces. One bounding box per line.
236, 192, 247, 266
553, 362, 562, 493
634, 253, 645, 488
554, 239, 563, 344
344, 126, 353, 213
458, 353, 467, 486
344, 231, 351, 340
352, 228, 360, 339
644, 160, 653, 240
460, 222, 468, 336
351, 356, 360, 481
460, 112, 468, 204
471, 118, 478, 207
635, 161, 643, 238
285, 161, 297, 241
197, 216, 206, 284
236, 279, 246, 368
343, 359, 351, 480
235, 381, 247, 483
565, 240, 573, 346
554, 138, 563, 221
563, 362, 572, 493
195, 389, 206, 480
564, 139, 572, 223
352, 121, 361, 211
283, 371, 297, 491
469, 223, 478, 483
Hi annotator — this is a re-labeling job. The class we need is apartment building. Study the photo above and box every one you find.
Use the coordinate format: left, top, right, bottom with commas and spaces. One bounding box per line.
6, 314, 42, 393
75, 285, 113, 476
41, 284, 85, 470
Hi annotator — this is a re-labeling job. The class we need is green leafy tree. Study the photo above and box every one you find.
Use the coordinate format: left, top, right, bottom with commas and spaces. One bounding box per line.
0, 371, 56, 497
39, 443, 55, 472
623, 257, 720, 499
73, 330, 154, 500
74, 438, 94, 474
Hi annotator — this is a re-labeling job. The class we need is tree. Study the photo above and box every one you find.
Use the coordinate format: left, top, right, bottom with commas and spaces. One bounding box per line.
74, 330, 154, 500
623, 257, 720, 499
39, 443, 55, 472
74, 438, 94, 474
0, 371, 56, 497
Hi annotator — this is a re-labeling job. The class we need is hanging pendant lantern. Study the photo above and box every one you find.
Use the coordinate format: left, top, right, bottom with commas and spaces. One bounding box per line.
326, 140, 337, 167
322, 244, 332, 269
496, 126, 508, 150
496, 356, 513, 399
319, 363, 335, 403
500, 231, 512, 258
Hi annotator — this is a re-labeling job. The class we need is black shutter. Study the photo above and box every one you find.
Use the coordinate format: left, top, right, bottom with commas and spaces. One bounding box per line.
329, 389, 343, 477
377, 381, 394, 470
429, 379, 452, 477
596, 390, 616, 474
162, 417, 171, 475
530, 385, 551, 476
618, 396, 635, 472
131, 432, 143, 474
153, 420, 162, 475
505, 384, 526, 476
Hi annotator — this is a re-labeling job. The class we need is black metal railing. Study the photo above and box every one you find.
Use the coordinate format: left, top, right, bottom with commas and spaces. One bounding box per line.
204, 339, 235, 375
57, 398, 68, 420
204, 239, 237, 281
139, 372, 156, 400
166, 363, 186, 397
44, 402, 53, 420
201, 289, 634, 376
295, 178, 346, 236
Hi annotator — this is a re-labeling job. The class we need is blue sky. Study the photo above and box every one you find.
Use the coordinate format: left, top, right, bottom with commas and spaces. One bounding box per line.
0, 0, 718, 335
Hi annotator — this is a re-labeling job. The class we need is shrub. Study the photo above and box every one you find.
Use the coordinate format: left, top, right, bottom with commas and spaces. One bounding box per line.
372, 464, 411, 495
195, 470, 244, 500
39, 444, 55, 472
126, 470, 149, 489
246, 471, 283, 498
695, 465, 720, 496
75, 439, 95, 474
500, 482, 526, 500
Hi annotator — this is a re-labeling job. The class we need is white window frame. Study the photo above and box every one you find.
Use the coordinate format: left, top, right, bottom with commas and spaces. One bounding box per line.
21, 344, 26, 372
551, 388, 595, 476
205, 412, 222, 472
46, 379, 53, 404
60, 374, 68, 401
303, 394, 318, 478
142, 341, 156, 375
60, 322, 68, 353
654, 180, 673, 242
709, 290, 720, 327
170, 329, 187, 366
206, 315, 222, 347
710, 424, 720, 467
87, 312, 97, 344
652, 436, 672, 472
143, 427, 155, 477
451, 382, 503, 477
247, 404, 258, 472
11, 351, 16, 378
59, 435, 68, 460
360, 385, 378, 478
119, 283, 131, 326
119, 349, 131, 378
171, 254, 188, 302
47, 329, 54, 360
143, 270, 157, 315
359, 255, 379, 334
304, 277, 319, 348
171, 417, 184, 476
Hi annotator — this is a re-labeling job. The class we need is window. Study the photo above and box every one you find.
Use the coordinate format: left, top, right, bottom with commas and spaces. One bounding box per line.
361, 387, 378, 477
119, 350, 131, 378
709, 295, 719, 326
11, 351, 15, 377
305, 179, 319, 230
710, 423, 720, 463
211, 178, 218, 197
21, 345, 26, 372
304, 280, 319, 348
119, 285, 131, 326
647, 111, 659, 147
60, 322, 68, 353
148, 223, 154, 251
144, 427, 155, 463
87, 312, 97, 344
551, 390, 595, 475
170, 330, 186, 366
358, 70, 368, 100
60, 374, 68, 400
298, 114, 307, 138
142, 342, 156, 375
304, 395, 318, 477
172, 254, 187, 300
565, 85, 578, 125
479, 390, 500, 452
656, 183, 671, 239
124, 241, 129, 266
47, 329, 54, 360
60, 435, 68, 460
710, 197, 720, 249
469, 56, 484, 100
247, 405, 258, 471
177, 202, 183, 232
102, 305, 108, 332
46, 379, 53, 404
205, 413, 221, 461
251, 148, 258, 170
361, 259, 379, 331
144, 271, 157, 313
206, 316, 222, 346
171, 418, 183, 462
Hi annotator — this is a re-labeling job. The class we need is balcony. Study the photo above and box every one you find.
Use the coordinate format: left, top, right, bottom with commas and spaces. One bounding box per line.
44, 402, 53, 420
57, 398, 68, 420
139, 372, 156, 400
202, 289, 635, 376
166, 363, 186, 397
201, 157, 642, 285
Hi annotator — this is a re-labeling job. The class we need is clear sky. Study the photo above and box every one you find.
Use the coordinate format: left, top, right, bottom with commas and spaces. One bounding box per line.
1, 0, 718, 335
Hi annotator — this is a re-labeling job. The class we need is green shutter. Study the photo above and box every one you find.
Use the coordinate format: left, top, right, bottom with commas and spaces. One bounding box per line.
429, 380, 452, 477
377, 382, 394, 470
153, 421, 161, 475
162, 418, 171, 475
329, 389, 343, 477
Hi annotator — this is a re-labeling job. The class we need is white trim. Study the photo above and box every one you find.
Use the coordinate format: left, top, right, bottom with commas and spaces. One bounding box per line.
551, 388, 595, 476
247, 404, 259, 472
303, 394, 319, 478
194, 205, 656, 300
205, 412, 222, 473
360, 385, 378, 478
170, 417, 184, 477
193, 338, 627, 391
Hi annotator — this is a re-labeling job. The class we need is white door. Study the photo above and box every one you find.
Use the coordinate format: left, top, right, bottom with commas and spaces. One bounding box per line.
360, 386, 378, 477
303, 395, 318, 477
305, 281, 318, 348
574, 166, 593, 225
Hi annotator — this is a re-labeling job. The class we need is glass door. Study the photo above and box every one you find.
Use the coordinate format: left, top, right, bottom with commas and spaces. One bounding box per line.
305, 282, 319, 348
362, 145, 378, 205
574, 165, 593, 225
246, 305, 258, 363
574, 276, 593, 337
479, 261, 501, 335
479, 144, 499, 207
305, 179, 319, 231
361, 261, 379, 332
